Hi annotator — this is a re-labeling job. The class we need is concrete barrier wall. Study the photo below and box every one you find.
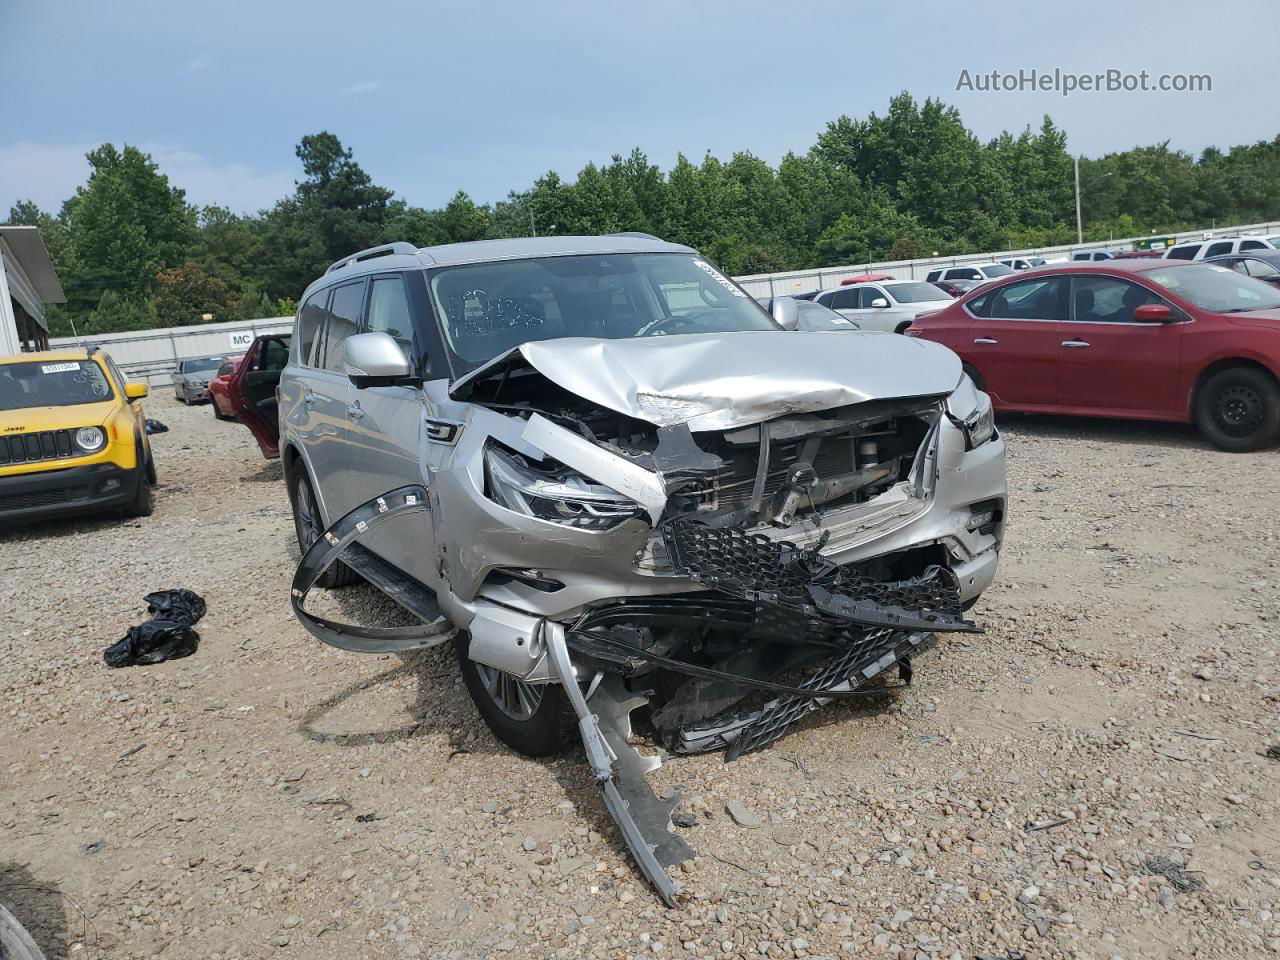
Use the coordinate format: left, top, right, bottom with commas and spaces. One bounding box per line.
50, 316, 293, 386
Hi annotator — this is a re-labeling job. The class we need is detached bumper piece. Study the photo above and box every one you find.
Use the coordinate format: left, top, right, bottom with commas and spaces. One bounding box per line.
661, 517, 978, 635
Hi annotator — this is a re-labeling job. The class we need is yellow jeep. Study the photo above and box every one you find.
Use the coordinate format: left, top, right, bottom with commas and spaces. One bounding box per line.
0, 347, 157, 524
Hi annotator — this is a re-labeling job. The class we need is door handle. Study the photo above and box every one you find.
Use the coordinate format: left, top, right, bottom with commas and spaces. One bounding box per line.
1061, 340, 1090, 348
973, 337, 999, 344
346, 402, 365, 420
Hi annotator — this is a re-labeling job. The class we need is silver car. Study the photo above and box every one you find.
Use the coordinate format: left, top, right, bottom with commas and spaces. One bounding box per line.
172, 355, 226, 404
278, 235, 1006, 902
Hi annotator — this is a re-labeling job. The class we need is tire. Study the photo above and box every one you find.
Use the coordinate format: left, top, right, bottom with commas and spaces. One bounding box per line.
1193, 366, 1280, 452
145, 450, 158, 486
122, 457, 154, 519
212, 398, 229, 421
288, 467, 359, 588
894, 321, 912, 335
455, 633, 576, 756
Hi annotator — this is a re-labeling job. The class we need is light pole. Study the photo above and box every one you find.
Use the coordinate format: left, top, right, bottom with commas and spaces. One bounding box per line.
1074, 156, 1083, 244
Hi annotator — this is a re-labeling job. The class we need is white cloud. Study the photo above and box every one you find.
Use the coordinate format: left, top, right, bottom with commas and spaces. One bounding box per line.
337, 80, 381, 97
184, 54, 214, 74
0, 141, 295, 216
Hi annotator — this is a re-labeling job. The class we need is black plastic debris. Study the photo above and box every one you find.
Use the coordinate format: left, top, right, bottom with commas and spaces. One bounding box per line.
103, 589, 206, 668
145, 418, 169, 434
1265, 744, 1280, 762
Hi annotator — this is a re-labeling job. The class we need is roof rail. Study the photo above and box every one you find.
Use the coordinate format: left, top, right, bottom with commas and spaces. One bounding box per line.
606, 231, 662, 242
325, 242, 420, 275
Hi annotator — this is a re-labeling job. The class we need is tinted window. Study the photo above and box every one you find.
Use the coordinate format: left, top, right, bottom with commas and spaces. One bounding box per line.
925, 270, 940, 282
947, 268, 980, 281
829, 288, 859, 310
1204, 241, 1232, 258
816, 291, 835, 308
258, 338, 291, 372
1072, 253, 1090, 261
1070, 276, 1159, 323
981, 264, 1016, 277
988, 277, 1064, 320
217, 362, 233, 377
320, 282, 365, 372
1241, 240, 1267, 251
366, 275, 415, 349
966, 290, 994, 318
298, 290, 328, 366
1166, 244, 1201, 260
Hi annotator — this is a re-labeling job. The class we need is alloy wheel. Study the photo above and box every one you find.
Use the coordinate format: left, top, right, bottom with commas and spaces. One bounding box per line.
473, 663, 544, 721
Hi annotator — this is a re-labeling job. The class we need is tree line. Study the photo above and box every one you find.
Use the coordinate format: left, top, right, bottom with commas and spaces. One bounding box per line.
7, 92, 1280, 338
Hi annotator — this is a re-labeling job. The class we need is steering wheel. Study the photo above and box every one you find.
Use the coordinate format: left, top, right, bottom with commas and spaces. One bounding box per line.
635, 312, 704, 337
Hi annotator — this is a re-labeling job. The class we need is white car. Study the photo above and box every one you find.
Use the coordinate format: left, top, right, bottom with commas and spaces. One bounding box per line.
998, 256, 1047, 271
924, 262, 1017, 287
1163, 235, 1278, 261
814, 279, 956, 333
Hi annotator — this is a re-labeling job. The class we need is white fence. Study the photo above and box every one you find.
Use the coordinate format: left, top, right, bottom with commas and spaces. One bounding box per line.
731, 220, 1280, 298
50, 316, 293, 387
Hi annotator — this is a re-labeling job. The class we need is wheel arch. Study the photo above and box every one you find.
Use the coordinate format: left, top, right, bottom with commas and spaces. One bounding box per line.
1188, 357, 1280, 418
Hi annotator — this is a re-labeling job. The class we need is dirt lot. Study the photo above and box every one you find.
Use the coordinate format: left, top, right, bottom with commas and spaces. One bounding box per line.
2, 394, 1278, 960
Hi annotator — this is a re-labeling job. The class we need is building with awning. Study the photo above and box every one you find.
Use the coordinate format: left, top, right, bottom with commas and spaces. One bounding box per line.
0, 226, 66, 354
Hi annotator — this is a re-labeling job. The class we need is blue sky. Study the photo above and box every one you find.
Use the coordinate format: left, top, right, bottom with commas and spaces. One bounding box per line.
1, 0, 1271, 216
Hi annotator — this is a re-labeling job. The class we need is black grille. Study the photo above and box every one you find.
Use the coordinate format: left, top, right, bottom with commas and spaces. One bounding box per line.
661, 518, 977, 634
0, 430, 75, 465
0, 488, 72, 511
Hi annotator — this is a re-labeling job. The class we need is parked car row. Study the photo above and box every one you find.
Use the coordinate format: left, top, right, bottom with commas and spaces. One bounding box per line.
906, 259, 1280, 451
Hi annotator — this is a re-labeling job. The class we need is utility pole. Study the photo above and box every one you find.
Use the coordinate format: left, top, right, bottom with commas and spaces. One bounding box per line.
1074, 156, 1083, 244
529, 208, 537, 238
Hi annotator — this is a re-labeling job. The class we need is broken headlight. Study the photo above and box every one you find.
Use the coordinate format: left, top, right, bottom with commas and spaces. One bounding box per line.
946, 374, 995, 450
484, 443, 645, 531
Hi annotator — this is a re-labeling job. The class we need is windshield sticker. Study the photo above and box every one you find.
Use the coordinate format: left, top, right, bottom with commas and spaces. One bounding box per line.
693, 260, 746, 296
40, 362, 80, 374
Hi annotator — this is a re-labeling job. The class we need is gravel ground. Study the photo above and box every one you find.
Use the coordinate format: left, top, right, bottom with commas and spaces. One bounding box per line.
2, 395, 1278, 960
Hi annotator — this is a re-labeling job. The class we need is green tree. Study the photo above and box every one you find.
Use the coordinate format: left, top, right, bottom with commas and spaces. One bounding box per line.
153, 262, 241, 327
61, 145, 195, 318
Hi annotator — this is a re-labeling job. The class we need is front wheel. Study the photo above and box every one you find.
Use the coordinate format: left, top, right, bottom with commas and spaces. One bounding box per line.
288, 467, 358, 587
455, 634, 575, 756
1194, 367, 1280, 452
122, 463, 154, 518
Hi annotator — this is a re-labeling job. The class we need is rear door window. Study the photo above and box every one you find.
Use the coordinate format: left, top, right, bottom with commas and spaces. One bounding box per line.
830, 288, 859, 310
298, 289, 329, 366
1241, 240, 1268, 251
1203, 241, 1233, 258
988, 277, 1065, 320
319, 281, 366, 372
1166, 243, 1201, 260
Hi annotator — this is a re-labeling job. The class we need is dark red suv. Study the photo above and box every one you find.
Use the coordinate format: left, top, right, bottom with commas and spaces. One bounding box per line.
906, 260, 1280, 451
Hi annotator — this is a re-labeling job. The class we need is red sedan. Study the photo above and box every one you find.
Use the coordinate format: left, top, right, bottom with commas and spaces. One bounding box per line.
906, 260, 1280, 451
208, 355, 246, 421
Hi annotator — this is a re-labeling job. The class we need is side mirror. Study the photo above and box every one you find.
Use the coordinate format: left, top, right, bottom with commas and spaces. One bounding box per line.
344, 332, 418, 388
770, 297, 800, 331
1133, 304, 1173, 324
870, 297, 890, 308
125, 381, 149, 400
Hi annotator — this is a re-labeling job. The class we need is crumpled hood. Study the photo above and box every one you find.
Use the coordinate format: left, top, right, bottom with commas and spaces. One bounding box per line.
453, 330, 962, 431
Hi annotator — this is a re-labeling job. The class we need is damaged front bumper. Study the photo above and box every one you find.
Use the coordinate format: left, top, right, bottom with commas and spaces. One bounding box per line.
292, 395, 1005, 906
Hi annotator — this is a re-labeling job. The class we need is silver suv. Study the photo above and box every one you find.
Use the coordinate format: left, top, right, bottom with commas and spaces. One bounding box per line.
278, 234, 1007, 902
